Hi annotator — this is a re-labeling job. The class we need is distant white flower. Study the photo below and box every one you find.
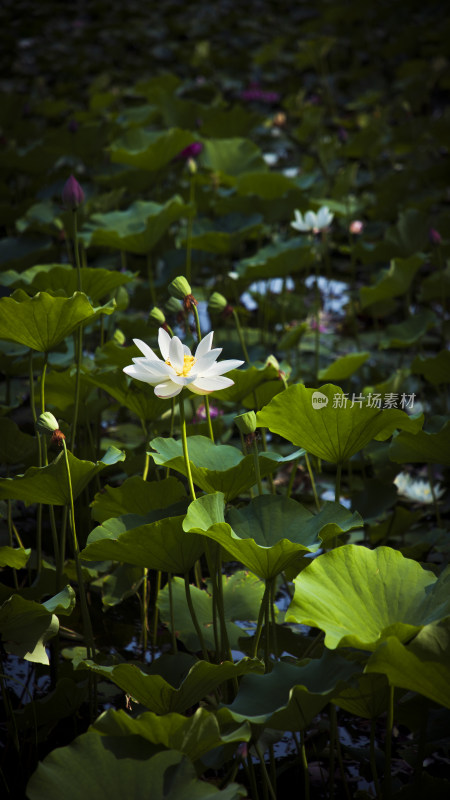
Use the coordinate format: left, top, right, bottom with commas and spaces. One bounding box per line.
291, 205, 334, 233
123, 328, 243, 399
394, 472, 445, 504
263, 152, 278, 166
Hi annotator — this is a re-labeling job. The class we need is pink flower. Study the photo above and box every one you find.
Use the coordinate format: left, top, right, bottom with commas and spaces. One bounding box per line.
240, 83, 280, 104
193, 403, 223, 423
176, 142, 203, 160
62, 175, 85, 210
349, 220, 364, 235
429, 228, 442, 245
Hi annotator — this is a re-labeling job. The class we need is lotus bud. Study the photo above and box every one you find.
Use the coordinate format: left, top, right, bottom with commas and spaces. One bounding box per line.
234, 411, 257, 435
166, 296, 183, 314
62, 175, 85, 210
149, 306, 166, 326
187, 157, 197, 175
429, 228, 442, 245
36, 412, 59, 435
208, 292, 228, 313
168, 276, 192, 301
349, 220, 364, 235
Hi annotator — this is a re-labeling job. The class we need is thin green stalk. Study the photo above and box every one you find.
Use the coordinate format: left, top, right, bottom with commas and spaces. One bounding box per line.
286, 458, 298, 499
252, 581, 271, 659
7, 500, 18, 589
141, 568, 149, 653
232, 308, 250, 362
331, 704, 351, 800
254, 744, 277, 800
305, 452, 321, 510
40, 353, 48, 414
185, 172, 196, 284
246, 753, 260, 800
62, 439, 95, 660
178, 393, 196, 501
370, 718, 381, 799
384, 685, 394, 800
204, 542, 220, 656
335, 462, 342, 503
152, 570, 162, 656
252, 435, 263, 496
184, 572, 209, 661
72, 210, 82, 291
70, 327, 83, 451
314, 256, 321, 380
167, 574, 178, 654
301, 732, 310, 800
269, 577, 278, 661
329, 703, 336, 800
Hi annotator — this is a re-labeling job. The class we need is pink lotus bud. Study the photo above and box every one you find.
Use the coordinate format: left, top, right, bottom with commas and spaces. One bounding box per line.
176, 142, 203, 161
429, 228, 442, 245
62, 175, 85, 210
349, 220, 364, 235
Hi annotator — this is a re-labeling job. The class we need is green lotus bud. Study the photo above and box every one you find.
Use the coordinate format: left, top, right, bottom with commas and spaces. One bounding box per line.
36, 412, 59, 434
168, 276, 192, 300
149, 306, 166, 325
234, 411, 257, 435
166, 296, 183, 314
208, 292, 228, 313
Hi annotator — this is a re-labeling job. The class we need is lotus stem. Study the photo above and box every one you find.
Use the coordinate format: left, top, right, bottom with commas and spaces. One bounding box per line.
184, 572, 209, 661
335, 462, 342, 504
191, 303, 214, 442
305, 452, 321, 511
151, 570, 161, 658
301, 731, 310, 800
141, 568, 149, 653
254, 743, 277, 800
178, 393, 196, 502
384, 684, 394, 800
252, 580, 271, 659
167, 573, 178, 654
370, 718, 381, 799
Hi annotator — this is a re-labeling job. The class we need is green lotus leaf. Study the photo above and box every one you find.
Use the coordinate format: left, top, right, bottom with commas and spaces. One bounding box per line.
331, 673, 390, 720
378, 309, 437, 349
158, 571, 265, 651
91, 706, 251, 764
222, 651, 362, 731
78, 657, 263, 714
237, 237, 315, 280
209, 360, 281, 404
0, 546, 31, 569
91, 475, 186, 523
2, 263, 135, 302
0, 418, 36, 465
200, 106, 261, 137
27, 739, 246, 800
359, 255, 424, 310
420, 265, 450, 301
84, 369, 167, 424
149, 435, 302, 501
412, 351, 450, 386
235, 171, 298, 199
389, 419, 450, 465
42, 585, 76, 616
81, 197, 190, 254
184, 214, 263, 255
318, 352, 370, 381
256, 384, 423, 464
286, 545, 450, 651
44, 369, 103, 424
200, 137, 266, 177
81, 513, 202, 574
100, 563, 144, 608
365, 617, 450, 709
0, 291, 116, 352
183, 493, 362, 580
109, 127, 197, 170
0, 447, 125, 505
0, 593, 60, 664
0, 235, 54, 270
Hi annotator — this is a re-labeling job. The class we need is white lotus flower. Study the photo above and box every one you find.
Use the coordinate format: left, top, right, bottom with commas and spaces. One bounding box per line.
123, 328, 244, 399
291, 205, 334, 233
394, 472, 445, 505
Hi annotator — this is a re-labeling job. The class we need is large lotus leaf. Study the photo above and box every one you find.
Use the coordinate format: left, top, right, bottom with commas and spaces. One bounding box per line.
79, 658, 263, 714
158, 571, 265, 651
257, 384, 423, 464
185, 214, 263, 254
235, 171, 298, 199
91, 706, 251, 764
0, 418, 36, 465
0, 593, 60, 664
0, 291, 115, 351
378, 310, 437, 349
81, 513, 202, 574
223, 651, 362, 731
91, 475, 186, 523
318, 352, 370, 381
81, 198, 190, 254
359, 255, 424, 310
109, 127, 197, 170
199, 105, 261, 137
200, 138, 266, 177
27, 739, 246, 800
0, 546, 31, 568
237, 237, 315, 280
420, 265, 450, 302
183, 493, 362, 580
84, 369, 167, 423
389, 419, 450, 465
0, 447, 125, 505
100, 563, 144, 608
365, 618, 450, 709
44, 369, 103, 424
0, 235, 54, 270
412, 351, 450, 386
1, 263, 135, 302
286, 545, 450, 651
149, 435, 302, 501
331, 673, 390, 720
209, 360, 281, 404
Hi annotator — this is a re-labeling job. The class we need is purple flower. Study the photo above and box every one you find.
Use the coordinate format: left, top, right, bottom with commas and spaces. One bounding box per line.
176, 142, 203, 161
240, 83, 280, 104
429, 228, 442, 245
62, 175, 85, 210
